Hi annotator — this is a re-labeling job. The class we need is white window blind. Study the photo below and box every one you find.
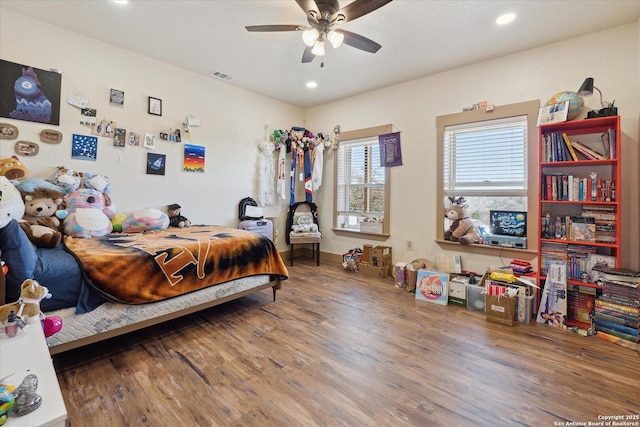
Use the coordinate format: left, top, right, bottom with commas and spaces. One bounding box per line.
337, 137, 384, 216
444, 115, 527, 197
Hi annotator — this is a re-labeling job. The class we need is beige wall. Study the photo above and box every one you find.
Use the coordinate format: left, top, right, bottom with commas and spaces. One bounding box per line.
1, 9, 638, 270
305, 23, 639, 272
0, 8, 303, 239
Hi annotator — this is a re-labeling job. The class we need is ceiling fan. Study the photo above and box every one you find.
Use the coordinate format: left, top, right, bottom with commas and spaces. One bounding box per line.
245, 0, 393, 65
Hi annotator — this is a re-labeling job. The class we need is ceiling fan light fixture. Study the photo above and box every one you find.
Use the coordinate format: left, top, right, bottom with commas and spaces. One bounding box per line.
327, 30, 344, 48
311, 40, 325, 56
302, 28, 319, 47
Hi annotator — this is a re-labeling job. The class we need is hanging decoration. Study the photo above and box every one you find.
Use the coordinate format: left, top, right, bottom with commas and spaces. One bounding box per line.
257, 140, 276, 206
270, 127, 327, 205
378, 131, 403, 167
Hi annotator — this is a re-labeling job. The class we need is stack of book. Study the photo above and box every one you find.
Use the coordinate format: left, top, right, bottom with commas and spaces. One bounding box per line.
593, 267, 640, 350
581, 205, 616, 243
567, 284, 597, 326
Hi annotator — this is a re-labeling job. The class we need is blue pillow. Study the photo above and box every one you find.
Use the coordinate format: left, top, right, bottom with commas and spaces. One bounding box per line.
0, 220, 37, 303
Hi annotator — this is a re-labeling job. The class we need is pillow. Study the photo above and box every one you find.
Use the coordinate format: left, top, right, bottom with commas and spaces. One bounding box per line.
0, 220, 37, 302
293, 212, 314, 226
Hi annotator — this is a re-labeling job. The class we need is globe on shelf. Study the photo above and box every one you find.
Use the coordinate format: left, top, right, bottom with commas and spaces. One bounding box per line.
545, 91, 584, 120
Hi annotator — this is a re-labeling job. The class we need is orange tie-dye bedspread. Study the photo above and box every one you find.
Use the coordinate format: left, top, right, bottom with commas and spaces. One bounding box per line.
64, 225, 288, 304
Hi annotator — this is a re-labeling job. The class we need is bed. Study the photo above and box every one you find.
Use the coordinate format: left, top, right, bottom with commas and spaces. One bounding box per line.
0, 221, 288, 354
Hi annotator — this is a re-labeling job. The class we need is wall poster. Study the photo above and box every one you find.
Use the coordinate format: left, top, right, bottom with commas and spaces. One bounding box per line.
0, 59, 62, 125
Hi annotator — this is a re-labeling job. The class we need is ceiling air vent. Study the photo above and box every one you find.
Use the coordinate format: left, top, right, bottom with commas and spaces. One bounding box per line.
208, 70, 234, 81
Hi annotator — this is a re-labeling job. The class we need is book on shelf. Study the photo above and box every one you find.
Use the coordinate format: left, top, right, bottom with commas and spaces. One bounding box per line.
591, 266, 640, 282
570, 139, 607, 160
600, 128, 617, 159
561, 133, 579, 161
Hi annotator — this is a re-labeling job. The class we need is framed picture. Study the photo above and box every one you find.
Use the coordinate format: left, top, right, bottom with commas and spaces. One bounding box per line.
148, 96, 162, 116
0, 60, 62, 125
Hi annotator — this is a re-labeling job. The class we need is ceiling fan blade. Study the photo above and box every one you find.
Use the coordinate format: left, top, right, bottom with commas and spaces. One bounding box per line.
335, 0, 393, 22
295, 0, 319, 18
337, 30, 382, 53
302, 46, 316, 63
245, 25, 302, 32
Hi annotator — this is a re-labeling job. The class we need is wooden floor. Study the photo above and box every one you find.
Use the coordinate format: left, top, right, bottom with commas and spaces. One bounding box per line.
53, 260, 640, 427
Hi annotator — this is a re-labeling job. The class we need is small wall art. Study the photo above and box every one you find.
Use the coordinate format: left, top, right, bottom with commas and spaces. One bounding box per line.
110, 89, 124, 105
0, 122, 18, 139
146, 152, 166, 175
183, 144, 205, 173
92, 119, 116, 138
128, 130, 140, 146
144, 132, 156, 149
71, 134, 98, 161
113, 128, 126, 147
15, 140, 39, 156
39, 129, 63, 143
80, 108, 97, 126
148, 97, 162, 116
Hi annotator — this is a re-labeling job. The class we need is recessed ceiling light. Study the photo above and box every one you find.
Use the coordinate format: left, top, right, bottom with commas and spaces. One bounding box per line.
306, 81, 318, 89
496, 13, 516, 25
112, 0, 129, 5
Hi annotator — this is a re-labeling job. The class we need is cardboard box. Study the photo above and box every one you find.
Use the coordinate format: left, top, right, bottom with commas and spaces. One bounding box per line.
448, 275, 467, 307
362, 244, 373, 265
466, 283, 486, 312
370, 246, 392, 267
485, 295, 516, 326
359, 263, 392, 279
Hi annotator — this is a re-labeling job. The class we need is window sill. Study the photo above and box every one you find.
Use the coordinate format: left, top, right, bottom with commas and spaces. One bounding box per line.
435, 239, 537, 258
332, 227, 390, 241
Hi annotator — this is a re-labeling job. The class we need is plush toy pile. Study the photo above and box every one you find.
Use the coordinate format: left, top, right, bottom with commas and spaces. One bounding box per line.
0, 156, 180, 240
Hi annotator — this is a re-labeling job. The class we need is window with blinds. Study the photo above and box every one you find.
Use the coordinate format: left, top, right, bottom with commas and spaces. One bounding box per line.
336, 137, 385, 230
444, 115, 528, 197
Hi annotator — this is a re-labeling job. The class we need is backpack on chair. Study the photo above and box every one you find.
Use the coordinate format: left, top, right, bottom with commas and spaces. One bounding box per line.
238, 197, 262, 221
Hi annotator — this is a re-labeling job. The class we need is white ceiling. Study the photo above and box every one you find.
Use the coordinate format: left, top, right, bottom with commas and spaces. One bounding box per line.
2, 0, 639, 108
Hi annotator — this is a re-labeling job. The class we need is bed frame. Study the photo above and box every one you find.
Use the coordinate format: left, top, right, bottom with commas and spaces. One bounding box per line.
1, 268, 281, 355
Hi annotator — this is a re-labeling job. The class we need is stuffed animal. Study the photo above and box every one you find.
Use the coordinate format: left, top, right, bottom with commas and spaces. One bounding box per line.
291, 212, 319, 233
122, 208, 169, 232
83, 172, 111, 194
60, 188, 115, 238
19, 188, 64, 248
14, 177, 64, 194
51, 166, 83, 194
167, 203, 191, 228
0, 155, 29, 181
0, 176, 25, 229
444, 203, 481, 245
0, 279, 51, 324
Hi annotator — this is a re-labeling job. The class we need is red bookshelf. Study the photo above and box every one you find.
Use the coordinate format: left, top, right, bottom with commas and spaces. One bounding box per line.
537, 116, 621, 328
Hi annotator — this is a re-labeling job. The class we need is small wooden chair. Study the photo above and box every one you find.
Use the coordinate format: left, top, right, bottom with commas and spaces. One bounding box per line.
286, 201, 321, 266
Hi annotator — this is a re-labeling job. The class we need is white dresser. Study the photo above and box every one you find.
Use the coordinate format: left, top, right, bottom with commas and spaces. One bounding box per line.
0, 323, 67, 426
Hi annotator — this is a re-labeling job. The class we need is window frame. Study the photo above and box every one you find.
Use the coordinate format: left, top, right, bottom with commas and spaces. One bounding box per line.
333, 124, 392, 238
436, 101, 540, 253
